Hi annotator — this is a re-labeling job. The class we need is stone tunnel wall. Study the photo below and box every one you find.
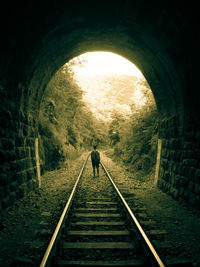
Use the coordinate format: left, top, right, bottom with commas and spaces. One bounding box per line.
0, 1, 199, 213
0, 85, 38, 213
158, 113, 200, 210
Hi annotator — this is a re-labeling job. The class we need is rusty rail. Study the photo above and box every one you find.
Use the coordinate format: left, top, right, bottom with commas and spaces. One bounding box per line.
40, 155, 165, 267
39, 155, 89, 267
101, 161, 165, 267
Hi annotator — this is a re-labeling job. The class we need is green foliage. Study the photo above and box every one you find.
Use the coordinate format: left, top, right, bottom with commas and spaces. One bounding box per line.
39, 64, 108, 170
109, 87, 158, 174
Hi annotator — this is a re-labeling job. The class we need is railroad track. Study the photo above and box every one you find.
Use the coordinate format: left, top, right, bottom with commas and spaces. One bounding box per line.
39, 155, 166, 267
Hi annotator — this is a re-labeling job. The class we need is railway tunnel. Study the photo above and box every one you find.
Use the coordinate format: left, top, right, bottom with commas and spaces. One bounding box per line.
0, 1, 199, 213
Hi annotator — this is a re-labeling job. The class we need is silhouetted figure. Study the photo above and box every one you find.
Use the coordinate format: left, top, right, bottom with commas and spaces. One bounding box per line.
91, 145, 100, 178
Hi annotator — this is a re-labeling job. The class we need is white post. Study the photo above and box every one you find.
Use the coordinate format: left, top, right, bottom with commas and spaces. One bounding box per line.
35, 138, 41, 188
154, 138, 162, 186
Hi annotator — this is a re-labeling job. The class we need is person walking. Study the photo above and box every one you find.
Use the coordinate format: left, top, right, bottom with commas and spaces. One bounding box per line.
91, 145, 100, 178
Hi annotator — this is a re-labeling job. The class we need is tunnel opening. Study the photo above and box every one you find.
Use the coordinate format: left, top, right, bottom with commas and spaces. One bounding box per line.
25, 23, 195, 211
1, 1, 199, 216
38, 51, 158, 185
0, 3, 200, 265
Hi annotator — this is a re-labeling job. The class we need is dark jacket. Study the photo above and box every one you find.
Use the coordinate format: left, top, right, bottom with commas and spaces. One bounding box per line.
91, 150, 100, 165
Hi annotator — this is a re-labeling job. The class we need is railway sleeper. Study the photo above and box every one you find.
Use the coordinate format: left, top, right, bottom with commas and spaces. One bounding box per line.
60, 242, 145, 261
73, 207, 119, 213
69, 220, 127, 230
40, 160, 167, 267
57, 258, 146, 266
63, 234, 135, 242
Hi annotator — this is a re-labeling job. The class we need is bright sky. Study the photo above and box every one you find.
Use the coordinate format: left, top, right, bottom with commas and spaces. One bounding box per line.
70, 51, 143, 77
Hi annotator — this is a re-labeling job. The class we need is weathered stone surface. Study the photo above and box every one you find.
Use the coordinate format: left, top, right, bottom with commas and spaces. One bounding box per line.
195, 169, 200, 184
158, 113, 200, 209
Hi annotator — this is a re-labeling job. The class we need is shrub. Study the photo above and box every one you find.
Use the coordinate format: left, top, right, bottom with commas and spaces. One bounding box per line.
111, 103, 158, 174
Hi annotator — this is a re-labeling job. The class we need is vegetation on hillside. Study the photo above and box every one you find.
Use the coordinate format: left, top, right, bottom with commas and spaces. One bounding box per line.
76, 74, 143, 121
107, 79, 158, 174
39, 64, 109, 170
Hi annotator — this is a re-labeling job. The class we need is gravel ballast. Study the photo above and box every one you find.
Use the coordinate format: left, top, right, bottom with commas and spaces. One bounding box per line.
0, 151, 200, 266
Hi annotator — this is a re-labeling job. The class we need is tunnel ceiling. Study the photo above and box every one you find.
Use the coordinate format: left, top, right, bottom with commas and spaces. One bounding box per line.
0, 1, 198, 119
28, 22, 179, 116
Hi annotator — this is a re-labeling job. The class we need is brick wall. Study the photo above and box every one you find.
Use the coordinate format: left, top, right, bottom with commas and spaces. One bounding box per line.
0, 86, 39, 213
158, 113, 200, 210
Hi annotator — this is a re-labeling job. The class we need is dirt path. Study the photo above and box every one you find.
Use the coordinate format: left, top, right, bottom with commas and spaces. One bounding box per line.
0, 151, 200, 266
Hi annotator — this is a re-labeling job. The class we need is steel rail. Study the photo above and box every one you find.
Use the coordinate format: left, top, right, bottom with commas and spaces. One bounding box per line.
101, 161, 165, 267
39, 155, 89, 267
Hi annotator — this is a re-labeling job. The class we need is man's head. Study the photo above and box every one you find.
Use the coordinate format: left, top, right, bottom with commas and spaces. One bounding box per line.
93, 145, 97, 150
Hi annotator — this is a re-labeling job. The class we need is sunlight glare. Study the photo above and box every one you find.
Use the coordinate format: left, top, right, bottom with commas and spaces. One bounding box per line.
66, 51, 151, 121
71, 52, 142, 78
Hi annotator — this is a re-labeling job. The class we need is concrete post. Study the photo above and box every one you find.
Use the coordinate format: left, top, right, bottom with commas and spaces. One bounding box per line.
35, 138, 41, 188
154, 139, 162, 186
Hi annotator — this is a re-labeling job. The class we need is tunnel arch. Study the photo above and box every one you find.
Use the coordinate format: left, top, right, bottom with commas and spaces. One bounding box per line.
27, 21, 182, 122
0, 1, 199, 212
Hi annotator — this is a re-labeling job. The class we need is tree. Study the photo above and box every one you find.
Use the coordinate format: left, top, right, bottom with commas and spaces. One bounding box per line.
39, 64, 108, 170
108, 82, 158, 174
